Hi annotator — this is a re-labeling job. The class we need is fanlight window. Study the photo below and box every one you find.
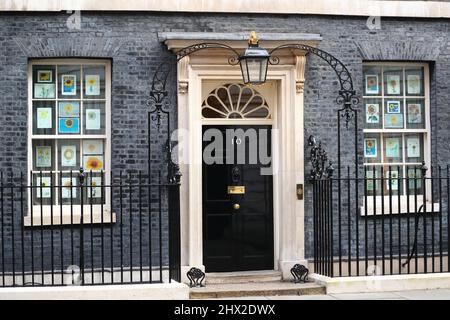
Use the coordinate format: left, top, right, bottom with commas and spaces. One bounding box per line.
202, 83, 271, 119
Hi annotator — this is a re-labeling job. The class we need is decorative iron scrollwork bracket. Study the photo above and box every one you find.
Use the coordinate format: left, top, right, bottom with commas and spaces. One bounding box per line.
336, 90, 359, 129
308, 135, 334, 181
186, 267, 205, 288
291, 264, 309, 283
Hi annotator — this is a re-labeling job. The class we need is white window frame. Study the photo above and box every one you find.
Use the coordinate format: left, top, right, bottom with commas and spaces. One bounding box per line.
26, 59, 114, 226
361, 62, 436, 215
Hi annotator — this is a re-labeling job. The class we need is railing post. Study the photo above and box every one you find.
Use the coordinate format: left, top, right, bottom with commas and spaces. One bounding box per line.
168, 183, 181, 283
327, 163, 334, 277
78, 168, 85, 285
309, 136, 334, 277
421, 161, 428, 273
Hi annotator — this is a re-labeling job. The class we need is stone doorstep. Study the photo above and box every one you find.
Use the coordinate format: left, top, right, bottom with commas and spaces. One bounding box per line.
206, 270, 283, 285
189, 282, 326, 299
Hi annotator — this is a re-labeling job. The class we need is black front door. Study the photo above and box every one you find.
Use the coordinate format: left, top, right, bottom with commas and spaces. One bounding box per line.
202, 125, 274, 272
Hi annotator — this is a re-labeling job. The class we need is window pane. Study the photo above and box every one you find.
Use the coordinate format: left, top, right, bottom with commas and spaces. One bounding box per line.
405, 98, 425, 129
30, 61, 109, 210
60, 173, 80, 205
384, 99, 404, 129
83, 101, 105, 134
363, 66, 381, 96
406, 166, 423, 195
383, 134, 403, 163
363, 63, 427, 198
33, 65, 56, 99
32, 173, 56, 205
364, 166, 382, 196
82, 65, 106, 99
58, 101, 80, 134
58, 140, 80, 171
83, 172, 106, 205
384, 67, 403, 96
364, 133, 381, 163
58, 65, 81, 99
33, 140, 55, 171
383, 165, 403, 196
33, 101, 55, 135
364, 98, 382, 129
405, 67, 424, 96
405, 133, 424, 163
82, 140, 105, 171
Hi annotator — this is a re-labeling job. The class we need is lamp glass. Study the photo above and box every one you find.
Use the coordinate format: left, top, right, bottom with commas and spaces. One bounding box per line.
240, 58, 269, 84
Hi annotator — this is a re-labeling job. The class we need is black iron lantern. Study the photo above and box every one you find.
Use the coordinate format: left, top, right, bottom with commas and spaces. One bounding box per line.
239, 32, 270, 85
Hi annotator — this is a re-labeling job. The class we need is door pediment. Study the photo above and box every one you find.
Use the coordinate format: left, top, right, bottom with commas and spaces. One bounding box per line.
158, 32, 321, 65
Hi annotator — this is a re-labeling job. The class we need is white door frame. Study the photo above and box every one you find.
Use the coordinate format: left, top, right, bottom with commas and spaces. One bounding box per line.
177, 58, 307, 281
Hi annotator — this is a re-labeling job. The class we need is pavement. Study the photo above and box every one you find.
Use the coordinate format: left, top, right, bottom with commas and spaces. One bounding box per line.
210, 288, 450, 300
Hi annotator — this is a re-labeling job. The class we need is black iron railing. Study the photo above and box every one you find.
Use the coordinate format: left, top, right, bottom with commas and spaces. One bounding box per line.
0, 169, 180, 287
313, 165, 450, 277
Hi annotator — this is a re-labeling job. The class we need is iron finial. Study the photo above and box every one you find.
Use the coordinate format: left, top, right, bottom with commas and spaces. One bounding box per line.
78, 167, 85, 186
421, 160, 428, 177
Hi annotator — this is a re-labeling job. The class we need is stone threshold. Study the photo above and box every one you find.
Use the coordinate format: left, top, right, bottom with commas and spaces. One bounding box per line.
190, 281, 325, 299
206, 270, 282, 285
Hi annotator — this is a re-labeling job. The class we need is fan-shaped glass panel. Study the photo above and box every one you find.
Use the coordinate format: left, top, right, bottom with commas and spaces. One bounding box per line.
202, 83, 271, 119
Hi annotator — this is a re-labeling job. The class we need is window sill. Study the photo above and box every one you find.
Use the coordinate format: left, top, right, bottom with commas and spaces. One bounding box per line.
24, 205, 116, 226
360, 198, 440, 216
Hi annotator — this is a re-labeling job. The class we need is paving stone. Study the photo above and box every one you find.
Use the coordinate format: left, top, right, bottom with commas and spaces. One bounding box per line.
392, 289, 450, 300
330, 292, 403, 300
267, 294, 337, 300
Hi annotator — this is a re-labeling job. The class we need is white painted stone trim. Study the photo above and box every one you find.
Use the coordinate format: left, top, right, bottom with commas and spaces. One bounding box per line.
158, 32, 323, 43
3, 0, 450, 19
310, 272, 450, 294
177, 63, 307, 282
23, 207, 116, 226
0, 282, 189, 300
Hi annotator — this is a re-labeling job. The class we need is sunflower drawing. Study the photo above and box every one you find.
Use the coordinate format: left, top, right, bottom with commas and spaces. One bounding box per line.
387, 76, 401, 94
39, 110, 49, 118
88, 111, 96, 120
65, 119, 74, 128
64, 149, 74, 160
389, 79, 397, 90
389, 116, 398, 125
64, 104, 73, 113
64, 78, 73, 87
365, 139, 377, 157
366, 104, 379, 123
62, 75, 76, 94
86, 157, 103, 171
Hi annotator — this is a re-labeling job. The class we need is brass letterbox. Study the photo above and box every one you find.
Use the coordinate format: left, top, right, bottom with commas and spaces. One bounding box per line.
228, 186, 246, 194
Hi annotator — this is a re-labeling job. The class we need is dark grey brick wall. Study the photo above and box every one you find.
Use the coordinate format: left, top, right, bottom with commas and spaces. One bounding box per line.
0, 12, 450, 274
